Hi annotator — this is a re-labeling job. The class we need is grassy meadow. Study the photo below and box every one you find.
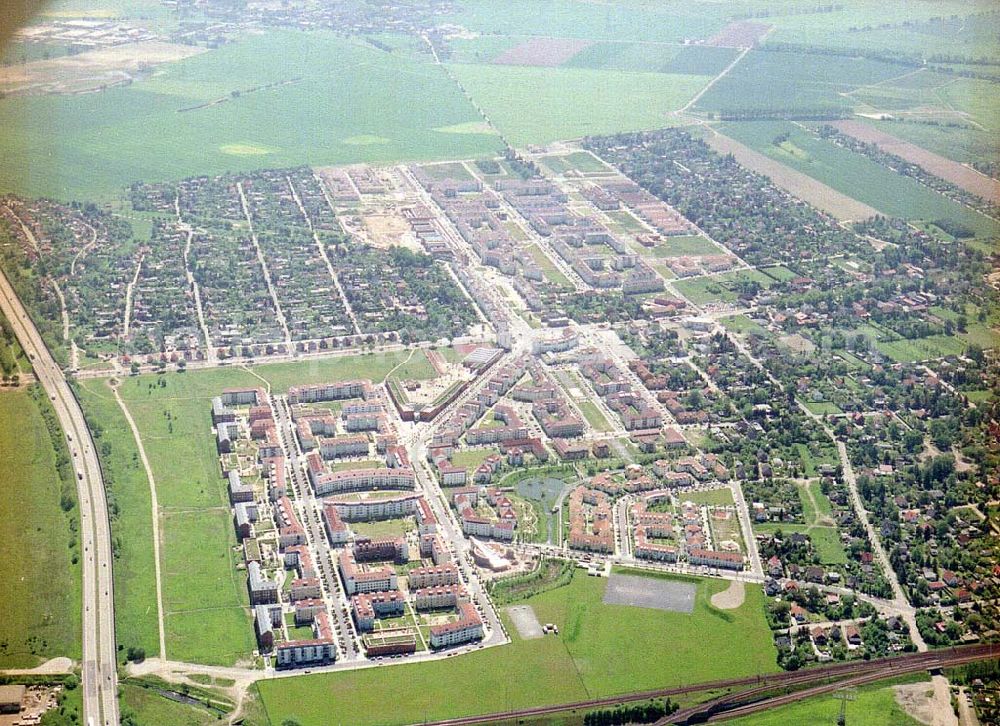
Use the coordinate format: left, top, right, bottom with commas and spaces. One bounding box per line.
450, 63, 708, 145
250, 570, 776, 726
718, 121, 1000, 240
0, 388, 81, 667
0, 31, 501, 201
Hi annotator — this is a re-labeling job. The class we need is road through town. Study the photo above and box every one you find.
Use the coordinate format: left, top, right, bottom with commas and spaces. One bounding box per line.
0, 268, 119, 726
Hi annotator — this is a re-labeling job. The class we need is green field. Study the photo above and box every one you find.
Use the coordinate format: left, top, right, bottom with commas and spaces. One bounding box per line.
875, 324, 998, 362
251, 570, 776, 725
77, 380, 161, 660
578, 400, 613, 432
727, 675, 926, 725
718, 121, 1000, 240
696, 50, 907, 113
539, 151, 610, 174
450, 63, 708, 145
527, 244, 572, 288
120, 682, 222, 726
869, 119, 999, 171
386, 349, 438, 382
647, 235, 721, 257
0, 389, 81, 667
0, 31, 501, 200
565, 42, 738, 76
444, 1, 727, 44
674, 269, 777, 305
680, 488, 734, 506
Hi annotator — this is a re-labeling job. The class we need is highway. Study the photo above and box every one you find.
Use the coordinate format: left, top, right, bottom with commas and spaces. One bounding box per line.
0, 268, 119, 726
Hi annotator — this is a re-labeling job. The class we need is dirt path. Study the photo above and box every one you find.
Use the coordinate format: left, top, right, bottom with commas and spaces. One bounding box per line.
710, 579, 745, 610
0, 657, 74, 676
112, 382, 167, 661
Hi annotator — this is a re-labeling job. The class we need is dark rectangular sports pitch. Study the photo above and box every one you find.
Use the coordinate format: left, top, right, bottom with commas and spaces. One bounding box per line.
602, 574, 696, 613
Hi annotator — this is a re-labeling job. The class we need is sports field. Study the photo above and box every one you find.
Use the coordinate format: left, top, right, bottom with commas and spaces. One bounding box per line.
0, 31, 501, 200
451, 63, 708, 145
0, 389, 81, 667
252, 570, 776, 725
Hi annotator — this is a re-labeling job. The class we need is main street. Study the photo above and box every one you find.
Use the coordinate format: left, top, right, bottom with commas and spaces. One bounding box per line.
0, 268, 119, 726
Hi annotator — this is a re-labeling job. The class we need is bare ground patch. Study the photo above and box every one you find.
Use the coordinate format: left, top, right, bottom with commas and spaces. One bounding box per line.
603, 574, 696, 613
710, 579, 745, 610
894, 682, 937, 726
493, 37, 593, 67
361, 212, 424, 252
705, 21, 772, 48
706, 132, 879, 221
831, 120, 1000, 205
506, 605, 543, 639
0, 41, 206, 95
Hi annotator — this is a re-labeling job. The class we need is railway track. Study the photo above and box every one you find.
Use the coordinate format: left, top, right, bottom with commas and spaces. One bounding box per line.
421, 644, 997, 726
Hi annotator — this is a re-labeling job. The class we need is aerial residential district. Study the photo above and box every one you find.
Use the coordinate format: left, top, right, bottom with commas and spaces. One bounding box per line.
0, 2, 998, 726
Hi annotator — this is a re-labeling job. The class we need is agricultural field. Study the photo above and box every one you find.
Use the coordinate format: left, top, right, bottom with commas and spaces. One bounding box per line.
565, 42, 739, 76
695, 50, 907, 114
717, 121, 1000, 239
0, 388, 81, 667
450, 63, 708, 145
0, 31, 501, 200
868, 120, 999, 173
443, 1, 729, 45
250, 570, 776, 726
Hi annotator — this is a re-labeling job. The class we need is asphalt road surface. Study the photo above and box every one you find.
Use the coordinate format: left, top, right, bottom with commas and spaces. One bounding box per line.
0, 268, 119, 726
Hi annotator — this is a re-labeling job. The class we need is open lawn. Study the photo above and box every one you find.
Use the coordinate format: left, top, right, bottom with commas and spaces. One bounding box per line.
578, 400, 613, 432
386, 349, 437, 382
539, 151, 610, 174
0, 389, 81, 667
647, 234, 721, 257
0, 31, 501, 200
451, 447, 499, 473
527, 244, 572, 288
351, 517, 414, 540
77, 380, 160, 659
251, 570, 776, 725
717, 121, 1000, 240
450, 63, 708, 145
680, 488, 734, 506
